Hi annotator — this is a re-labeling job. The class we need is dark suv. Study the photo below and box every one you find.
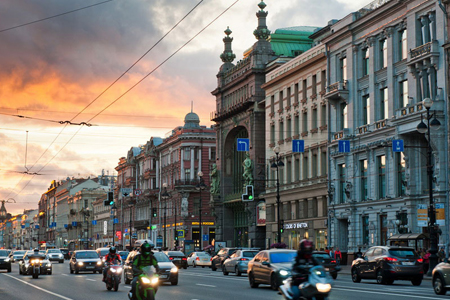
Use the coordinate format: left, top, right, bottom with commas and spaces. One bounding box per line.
351, 246, 424, 285
211, 248, 237, 271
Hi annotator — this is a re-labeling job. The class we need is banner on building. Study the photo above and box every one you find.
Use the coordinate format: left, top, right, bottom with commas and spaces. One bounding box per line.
256, 201, 266, 226
436, 203, 445, 226
417, 204, 428, 227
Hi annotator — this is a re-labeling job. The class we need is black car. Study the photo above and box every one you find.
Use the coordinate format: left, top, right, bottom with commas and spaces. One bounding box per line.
69, 250, 103, 274
0, 249, 12, 272
60, 248, 70, 260
312, 251, 340, 279
164, 251, 187, 269
211, 248, 238, 271
123, 251, 179, 285
18, 252, 52, 275
351, 246, 423, 285
247, 249, 297, 290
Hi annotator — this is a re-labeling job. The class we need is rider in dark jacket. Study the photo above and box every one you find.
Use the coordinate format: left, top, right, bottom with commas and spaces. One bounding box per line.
291, 239, 320, 299
130, 242, 160, 299
102, 247, 121, 282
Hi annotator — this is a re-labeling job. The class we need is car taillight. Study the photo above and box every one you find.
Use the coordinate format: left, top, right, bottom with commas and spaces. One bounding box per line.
182, 258, 187, 261
240, 258, 249, 261
196, 257, 200, 261
169, 257, 173, 260
417, 258, 423, 263
383, 257, 398, 262
331, 260, 336, 264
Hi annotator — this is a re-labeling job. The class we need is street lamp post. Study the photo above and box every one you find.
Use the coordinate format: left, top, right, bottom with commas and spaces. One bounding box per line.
161, 183, 170, 249
111, 204, 117, 246
416, 97, 441, 275
271, 147, 284, 244
196, 172, 207, 250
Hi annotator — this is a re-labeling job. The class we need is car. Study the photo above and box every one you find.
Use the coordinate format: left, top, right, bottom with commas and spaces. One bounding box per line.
312, 251, 340, 279
432, 261, 450, 295
247, 249, 297, 290
69, 250, 103, 274
164, 251, 188, 269
0, 249, 12, 272
60, 248, 70, 260
187, 252, 211, 268
211, 247, 238, 271
19, 252, 52, 275
351, 246, 424, 285
223, 249, 259, 276
96, 247, 111, 262
10, 250, 27, 263
123, 250, 179, 285
46, 249, 65, 263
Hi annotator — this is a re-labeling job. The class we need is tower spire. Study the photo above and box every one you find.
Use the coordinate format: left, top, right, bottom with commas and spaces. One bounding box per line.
220, 26, 236, 63
253, 1, 270, 41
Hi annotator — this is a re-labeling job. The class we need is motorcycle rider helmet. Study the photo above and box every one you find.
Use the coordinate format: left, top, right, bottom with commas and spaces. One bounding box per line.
298, 239, 314, 259
140, 242, 153, 258
34, 248, 39, 253
109, 246, 116, 255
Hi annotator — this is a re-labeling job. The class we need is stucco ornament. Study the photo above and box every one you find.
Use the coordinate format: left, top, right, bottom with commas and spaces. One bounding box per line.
210, 163, 220, 195
242, 153, 254, 187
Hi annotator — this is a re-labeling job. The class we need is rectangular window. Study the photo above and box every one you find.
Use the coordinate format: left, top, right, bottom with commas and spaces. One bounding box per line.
185, 168, 191, 180
340, 103, 347, 130
183, 148, 191, 160
193, 198, 200, 216
312, 75, 317, 95
287, 87, 291, 107
321, 70, 326, 92
321, 105, 326, 126
378, 156, 386, 198
360, 160, 368, 201
302, 112, 308, 133
302, 156, 309, 180
287, 118, 292, 139
279, 90, 283, 111
312, 108, 317, 129
286, 160, 292, 184
397, 152, 406, 197
400, 80, 408, 108
311, 154, 317, 178
279, 121, 284, 141
339, 163, 346, 203
363, 95, 370, 125
321, 151, 327, 176
340, 57, 347, 81
294, 115, 300, 136
362, 216, 369, 245
362, 48, 369, 76
380, 88, 388, 120
400, 30, 407, 60
295, 157, 300, 181
302, 79, 307, 100
270, 95, 275, 113
210, 148, 216, 161
294, 83, 299, 104
380, 39, 387, 69
270, 124, 275, 144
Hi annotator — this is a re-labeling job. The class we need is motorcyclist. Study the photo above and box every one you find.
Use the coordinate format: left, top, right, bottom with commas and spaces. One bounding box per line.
29, 248, 44, 259
130, 242, 160, 300
102, 246, 122, 282
290, 239, 320, 299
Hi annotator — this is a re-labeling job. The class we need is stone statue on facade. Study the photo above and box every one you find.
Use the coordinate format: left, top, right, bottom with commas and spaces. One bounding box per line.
242, 153, 253, 187
210, 163, 220, 194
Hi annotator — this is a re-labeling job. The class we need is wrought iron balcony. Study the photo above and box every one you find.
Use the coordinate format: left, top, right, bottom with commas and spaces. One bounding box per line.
325, 80, 349, 102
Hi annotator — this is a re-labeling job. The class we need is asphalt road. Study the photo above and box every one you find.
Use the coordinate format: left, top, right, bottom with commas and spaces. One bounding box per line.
0, 262, 448, 300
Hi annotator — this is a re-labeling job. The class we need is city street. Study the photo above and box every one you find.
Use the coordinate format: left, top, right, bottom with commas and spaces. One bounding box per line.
0, 262, 448, 300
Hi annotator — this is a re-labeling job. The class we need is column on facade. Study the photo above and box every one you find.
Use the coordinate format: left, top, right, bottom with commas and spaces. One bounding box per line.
428, 12, 436, 41
420, 66, 430, 99
198, 147, 202, 174
421, 15, 431, 44
181, 148, 185, 180
428, 65, 437, 100
190, 147, 195, 180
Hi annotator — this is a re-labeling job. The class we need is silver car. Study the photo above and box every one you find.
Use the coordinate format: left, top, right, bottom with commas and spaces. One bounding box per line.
46, 249, 65, 263
187, 252, 211, 268
222, 250, 259, 276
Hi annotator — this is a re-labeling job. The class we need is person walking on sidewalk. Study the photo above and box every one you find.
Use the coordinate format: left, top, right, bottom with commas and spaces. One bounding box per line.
334, 247, 342, 265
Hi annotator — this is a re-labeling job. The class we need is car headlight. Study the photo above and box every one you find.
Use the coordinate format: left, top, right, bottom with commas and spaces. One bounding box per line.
171, 267, 178, 273
4, 258, 10, 262
279, 270, 290, 276
77, 262, 84, 266
97, 261, 102, 265
316, 283, 331, 293
59, 254, 63, 258
47, 263, 52, 267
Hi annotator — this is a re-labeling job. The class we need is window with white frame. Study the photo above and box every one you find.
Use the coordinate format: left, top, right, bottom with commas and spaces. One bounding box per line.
400, 29, 407, 60
380, 88, 388, 120
377, 155, 386, 198
362, 48, 369, 76
340, 57, 347, 81
380, 39, 387, 69
363, 95, 370, 125
399, 80, 408, 108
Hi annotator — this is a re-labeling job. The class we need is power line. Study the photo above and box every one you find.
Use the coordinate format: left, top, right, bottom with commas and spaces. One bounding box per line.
0, 0, 114, 33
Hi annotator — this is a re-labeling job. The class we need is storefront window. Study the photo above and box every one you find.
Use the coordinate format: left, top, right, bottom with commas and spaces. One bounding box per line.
315, 230, 327, 250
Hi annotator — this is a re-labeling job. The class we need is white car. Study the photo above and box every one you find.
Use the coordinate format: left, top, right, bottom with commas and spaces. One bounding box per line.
187, 252, 211, 268
45, 249, 64, 263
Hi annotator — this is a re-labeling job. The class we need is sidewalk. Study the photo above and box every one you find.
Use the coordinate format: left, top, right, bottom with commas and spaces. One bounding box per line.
338, 264, 431, 280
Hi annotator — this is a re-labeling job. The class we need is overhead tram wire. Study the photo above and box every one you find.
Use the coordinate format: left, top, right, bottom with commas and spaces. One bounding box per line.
0, 0, 114, 33
3, 1, 206, 199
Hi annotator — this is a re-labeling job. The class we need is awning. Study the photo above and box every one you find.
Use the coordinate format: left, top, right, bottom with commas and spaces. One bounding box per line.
388, 233, 429, 241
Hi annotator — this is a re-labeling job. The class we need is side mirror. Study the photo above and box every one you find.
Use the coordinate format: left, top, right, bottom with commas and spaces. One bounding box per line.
261, 261, 270, 266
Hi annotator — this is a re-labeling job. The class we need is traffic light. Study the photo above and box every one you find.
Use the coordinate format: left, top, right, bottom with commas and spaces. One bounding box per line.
280, 219, 285, 233
242, 185, 254, 202
152, 208, 157, 217
104, 192, 114, 206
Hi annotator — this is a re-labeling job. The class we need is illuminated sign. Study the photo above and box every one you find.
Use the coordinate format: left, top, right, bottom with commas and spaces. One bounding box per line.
284, 222, 308, 229
191, 222, 214, 226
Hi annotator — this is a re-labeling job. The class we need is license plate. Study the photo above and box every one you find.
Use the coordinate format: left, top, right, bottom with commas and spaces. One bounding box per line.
86, 266, 95, 269
159, 275, 168, 279
173, 258, 180, 261
202, 259, 208, 261
402, 262, 414, 265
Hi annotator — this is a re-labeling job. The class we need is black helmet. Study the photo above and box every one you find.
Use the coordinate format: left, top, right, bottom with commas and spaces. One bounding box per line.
140, 242, 152, 258
109, 246, 116, 254
298, 239, 314, 258
34, 248, 39, 253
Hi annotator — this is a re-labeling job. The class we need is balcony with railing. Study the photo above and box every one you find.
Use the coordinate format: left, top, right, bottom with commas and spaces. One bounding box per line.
210, 98, 254, 122
325, 80, 349, 102
174, 179, 200, 191
408, 40, 440, 68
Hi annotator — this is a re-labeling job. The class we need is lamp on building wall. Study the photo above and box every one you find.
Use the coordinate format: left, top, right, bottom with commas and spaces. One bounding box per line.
416, 97, 441, 275
195, 172, 207, 250
161, 183, 170, 249
271, 146, 284, 244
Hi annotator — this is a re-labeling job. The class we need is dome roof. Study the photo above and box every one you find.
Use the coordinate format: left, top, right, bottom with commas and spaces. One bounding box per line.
184, 112, 200, 128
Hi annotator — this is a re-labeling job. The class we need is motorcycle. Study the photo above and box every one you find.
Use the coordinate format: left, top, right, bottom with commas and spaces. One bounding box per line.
30, 257, 44, 279
105, 263, 122, 291
128, 266, 159, 300
279, 265, 333, 300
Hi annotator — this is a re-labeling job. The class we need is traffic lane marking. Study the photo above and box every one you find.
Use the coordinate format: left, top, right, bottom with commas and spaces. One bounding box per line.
196, 283, 216, 287
333, 287, 442, 299
1, 273, 73, 300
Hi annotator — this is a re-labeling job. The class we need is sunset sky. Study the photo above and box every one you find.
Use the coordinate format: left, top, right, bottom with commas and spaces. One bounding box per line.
0, 0, 368, 215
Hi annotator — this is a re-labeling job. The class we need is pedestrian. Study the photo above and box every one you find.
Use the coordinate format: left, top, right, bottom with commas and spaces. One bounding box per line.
325, 246, 330, 255
438, 247, 445, 263
356, 247, 363, 259
334, 247, 342, 265
330, 247, 335, 259
423, 250, 431, 273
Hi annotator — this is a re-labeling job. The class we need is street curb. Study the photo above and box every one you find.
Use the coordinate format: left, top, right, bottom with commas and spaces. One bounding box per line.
339, 270, 431, 281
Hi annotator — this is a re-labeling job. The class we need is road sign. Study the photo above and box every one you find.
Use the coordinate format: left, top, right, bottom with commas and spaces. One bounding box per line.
134, 189, 142, 196
177, 230, 185, 238
338, 140, 351, 153
203, 234, 209, 241
113, 218, 119, 224
237, 138, 250, 152
121, 188, 133, 197
92, 220, 97, 225
392, 139, 404, 152
292, 140, 305, 153
156, 235, 163, 247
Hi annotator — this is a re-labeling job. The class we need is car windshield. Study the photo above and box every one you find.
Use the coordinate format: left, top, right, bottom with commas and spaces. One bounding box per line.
154, 252, 171, 262
270, 252, 297, 263
99, 249, 109, 256
389, 249, 417, 258
0, 250, 8, 256
168, 251, 184, 256
14, 251, 26, 255
313, 253, 331, 259
76, 252, 99, 259
197, 252, 210, 257
48, 250, 61, 253
119, 251, 129, 256
243, 251, 258, 258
